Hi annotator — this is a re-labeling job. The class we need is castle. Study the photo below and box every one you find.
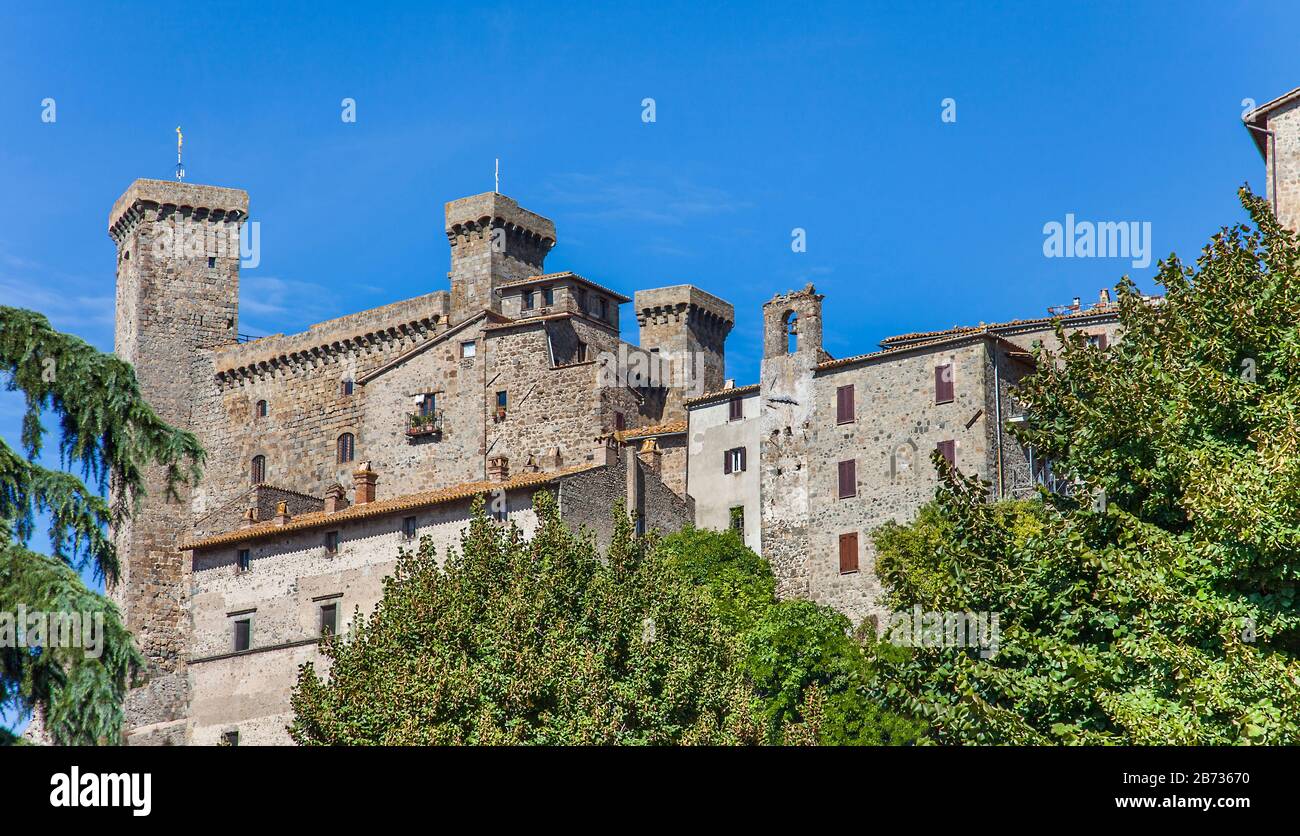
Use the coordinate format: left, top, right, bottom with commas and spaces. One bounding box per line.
99, 84, 1298, 745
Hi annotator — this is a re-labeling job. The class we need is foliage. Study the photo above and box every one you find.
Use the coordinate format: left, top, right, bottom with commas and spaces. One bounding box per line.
871, 189, 1300, 744
658, 526, 923, 745
0, 306, 204, 744
289, 494, 763, 745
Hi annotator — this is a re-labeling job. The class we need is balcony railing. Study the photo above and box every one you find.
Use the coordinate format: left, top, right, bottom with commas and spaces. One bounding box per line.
406, 410, 444, 439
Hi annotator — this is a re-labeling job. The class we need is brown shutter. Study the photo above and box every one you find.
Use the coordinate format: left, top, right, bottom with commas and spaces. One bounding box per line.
1097, 333, 1108, 350
838, 532, 859, 573
739, 447, 747, 472
724, 450, 732, 475
836, 385, 854, 424
729, 397, 743, 421
937, 439, 956, 467
837, 459, 856, 498
935, 365, 954, 404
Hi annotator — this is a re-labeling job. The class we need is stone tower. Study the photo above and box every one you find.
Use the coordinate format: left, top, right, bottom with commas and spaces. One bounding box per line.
109, 178, 248, 744
444, 192, 556, 320
759, 284, 824, 599
634, 285, 734, 422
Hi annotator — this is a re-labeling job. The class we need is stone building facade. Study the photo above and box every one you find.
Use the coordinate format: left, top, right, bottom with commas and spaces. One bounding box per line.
687, 285, 1123, 627
108, 180, 707, 745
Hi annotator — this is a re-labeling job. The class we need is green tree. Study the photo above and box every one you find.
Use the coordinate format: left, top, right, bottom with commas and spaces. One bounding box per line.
658, 525, 923, 745
289, 494, 763, 745
1, 307, 203, 745
871, 188, 1300, 744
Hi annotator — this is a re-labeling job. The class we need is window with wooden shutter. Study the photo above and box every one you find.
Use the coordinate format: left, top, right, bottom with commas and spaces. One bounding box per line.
728, 397, 743, 421
935, 364, 954, 404
937, 439, 956, 467
739, 447, 747, 472
836, 384, 854, 424
724, 447, 745, 474
838, 532, 859, 574
724, 450, 732, 475
837, 459, 856, 498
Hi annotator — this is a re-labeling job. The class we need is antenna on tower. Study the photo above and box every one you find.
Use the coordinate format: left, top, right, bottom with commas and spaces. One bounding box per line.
495, 158, 499, 194
175, 126, 185, 181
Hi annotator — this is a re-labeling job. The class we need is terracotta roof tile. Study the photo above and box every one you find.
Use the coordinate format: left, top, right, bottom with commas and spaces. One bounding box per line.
684, 383, 760, 407
614, 421, 687, 442
497, 271, 631, 303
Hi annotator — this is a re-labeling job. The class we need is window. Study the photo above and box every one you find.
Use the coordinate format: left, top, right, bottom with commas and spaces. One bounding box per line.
729, 506, 745, 532
599, 297, 609, 320
839, 532, 859, 574
837, 459, 856, 498
522, 290, 535, 311
728, 397, 743, 422
255, 399, 268, 418
724, 447, 746, 474
233, 619, 251, 652
460, 340, 477, 358
836, 385, 854, 424
543, 286, 554, 306
614, 412, 626, 431
341, 378, 354, 396
250, 455, 265, 485
418, 393, 436, 417
937, 439, 956, 467
237, 549, 250, 573
403, 516, 417, 539
784, 311, 799, 354
578, 289, 588, 311
1087, 333, 1108, 349
495, 390, 508, 418
935, 364, 954, 404
319, 603, 338, 636
221, 730, 239, 747
325, 531, 339, 554
207, 256, 216, 269
575, 341, 587, 362
337, 432, 355, 464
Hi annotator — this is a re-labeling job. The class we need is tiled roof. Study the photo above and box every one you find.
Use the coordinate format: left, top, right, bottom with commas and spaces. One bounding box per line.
497, 271, 632, 303
816, 331, 1034, 371
684, 383, 760, 407
179, 463, 603, 551
615, 421, 687, 442
878, 305, 1120, 347
1245, 87, 1300, 156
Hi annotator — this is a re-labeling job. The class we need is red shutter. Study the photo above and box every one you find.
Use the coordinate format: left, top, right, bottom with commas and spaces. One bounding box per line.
935, 365, 954, 404
937, 440, 956, 467
836, 385, 854, 424
837, 459, 856, 498
838, 532, 859, 573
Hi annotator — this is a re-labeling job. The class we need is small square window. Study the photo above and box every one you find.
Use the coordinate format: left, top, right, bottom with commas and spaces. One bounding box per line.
341, 378, 354, 396
522, 290, 534, 310
221, 730, 239, 747
600, 298, 609, 320
325, 531, 339, 554
543, 287, 555, 306
233, 619, 251, 652
237, 549, 251, 573
729, 506, 744, 532
255, 399, 268, 418
319, 603, 338, 636
728, 397, 743, 422
461, 340, 477, 358
403, 516, 417, 539
724, 447, 746, 474
614, 412, 626, 431
207, 256, 216, 269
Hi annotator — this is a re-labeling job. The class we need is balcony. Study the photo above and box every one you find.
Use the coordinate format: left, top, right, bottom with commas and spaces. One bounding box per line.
406, 410, 444, 439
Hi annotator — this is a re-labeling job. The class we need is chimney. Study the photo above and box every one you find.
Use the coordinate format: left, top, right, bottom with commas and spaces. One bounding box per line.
522, 454, 540, 473
488, 455, 510, 482
324, 482, 348, 513
724, 377, 735, 390
1099, 288, 1111, 306
637, 437, 662, 475
596, 435, 619, 467
273, 501, 291, 526
541, 446, 563, 470
1072, 296, 1081, 310
241, 507, 258, 529
353, 461, 378, 505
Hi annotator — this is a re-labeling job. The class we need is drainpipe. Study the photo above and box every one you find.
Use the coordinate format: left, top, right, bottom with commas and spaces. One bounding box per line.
1245, 121, 1279, 216
993, 347, 1004, 499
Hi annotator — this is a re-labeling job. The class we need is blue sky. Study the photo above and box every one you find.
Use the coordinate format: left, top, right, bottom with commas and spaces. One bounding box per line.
1, 1, 1297, 731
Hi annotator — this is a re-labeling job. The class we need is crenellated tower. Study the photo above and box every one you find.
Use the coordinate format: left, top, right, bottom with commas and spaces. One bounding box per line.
109, 178, 248, 744
444, 192, 556, 320
634, 285, 733, 422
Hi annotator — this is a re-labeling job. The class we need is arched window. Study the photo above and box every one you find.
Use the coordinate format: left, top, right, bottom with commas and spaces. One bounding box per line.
255, 400, 268, 418
337, 433, 355, 464
250, 455, 266, 485
784, 311, 799, 354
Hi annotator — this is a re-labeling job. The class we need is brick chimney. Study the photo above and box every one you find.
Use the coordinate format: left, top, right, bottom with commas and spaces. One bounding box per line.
353, 461, 378, 505
596, 435, 618, 467
273, 501, 291, 526
241, 507, 258, 529
488, 455, 510, 482
324, 482, 348, 513
637, 437, 662, 475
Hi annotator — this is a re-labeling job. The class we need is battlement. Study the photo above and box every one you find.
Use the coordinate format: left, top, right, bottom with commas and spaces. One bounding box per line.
109, 179, 249, 243
635, 285, 735, 335
445, 192, 557, 319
